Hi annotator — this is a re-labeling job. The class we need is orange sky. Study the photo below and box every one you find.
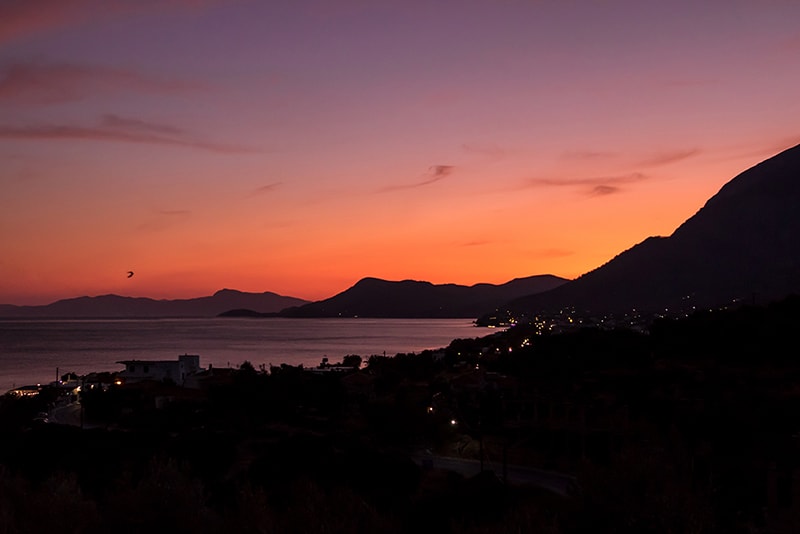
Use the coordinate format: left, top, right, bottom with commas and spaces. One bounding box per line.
2, 1, 800, 305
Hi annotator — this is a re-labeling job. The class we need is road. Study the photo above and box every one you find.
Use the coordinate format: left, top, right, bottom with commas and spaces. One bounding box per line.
412, 453, 579, 496
48, 402, 94, 428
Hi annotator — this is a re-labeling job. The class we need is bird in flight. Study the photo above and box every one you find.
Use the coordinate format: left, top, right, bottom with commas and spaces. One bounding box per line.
127, 271, 134, 278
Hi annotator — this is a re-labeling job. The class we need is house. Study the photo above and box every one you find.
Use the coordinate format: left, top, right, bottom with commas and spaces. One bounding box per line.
183, 364, 236, 390
7, 384, 42, 397
82, 371, 119, 391
117, 354, 202, 386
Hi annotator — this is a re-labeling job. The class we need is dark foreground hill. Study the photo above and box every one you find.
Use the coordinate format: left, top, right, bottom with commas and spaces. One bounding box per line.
4, 295, 800, 532
0, 289, 308, 318
501, 143, 800, 317
278, 275, 568, 318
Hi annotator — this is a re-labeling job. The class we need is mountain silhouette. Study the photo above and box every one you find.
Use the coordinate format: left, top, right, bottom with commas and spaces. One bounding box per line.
0, 289, 308, 318
499, 143, 800, 317
278, 275, 568, 318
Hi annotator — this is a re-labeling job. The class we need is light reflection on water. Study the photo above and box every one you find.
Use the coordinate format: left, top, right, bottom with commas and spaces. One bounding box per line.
0, 317, 486, 391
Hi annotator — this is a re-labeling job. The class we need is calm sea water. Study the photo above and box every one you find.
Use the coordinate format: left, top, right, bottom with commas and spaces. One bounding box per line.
0, 318, 488, 392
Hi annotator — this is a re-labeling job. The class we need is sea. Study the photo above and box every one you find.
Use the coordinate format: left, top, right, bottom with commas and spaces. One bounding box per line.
0, 317, 489, 392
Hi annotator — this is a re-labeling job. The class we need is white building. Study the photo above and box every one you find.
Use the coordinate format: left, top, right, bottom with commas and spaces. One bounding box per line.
117, 354, 201, 386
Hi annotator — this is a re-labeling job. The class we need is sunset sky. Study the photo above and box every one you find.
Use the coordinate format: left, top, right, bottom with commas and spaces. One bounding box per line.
2, 0, 800, 305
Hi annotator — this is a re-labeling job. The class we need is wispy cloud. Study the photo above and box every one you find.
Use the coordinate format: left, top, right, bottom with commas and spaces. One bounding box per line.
461, 143, 506, 160
526, 172, 647, 197
0, 115, 255, 153
560, 148, 699, 168
560, 150, 617, 161
0, 61, 200, 105
0, 0, 97, 45
769, 136, 800, 154
528, 172, 647, 188
712, 137, 800, 164
637, 148, 700, 167
249, 182, 283, 197
588, 185, 619, 196
459, 239, 494, 247
136, 209, 191, 232
0, 0, 225, 45
378, 164, 455, 192
101, 114, 184, 136
429, 165, 454, 179
747, 136, 800, 160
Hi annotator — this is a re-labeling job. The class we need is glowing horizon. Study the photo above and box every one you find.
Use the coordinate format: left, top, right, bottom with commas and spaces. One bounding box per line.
2, 1, 799, 306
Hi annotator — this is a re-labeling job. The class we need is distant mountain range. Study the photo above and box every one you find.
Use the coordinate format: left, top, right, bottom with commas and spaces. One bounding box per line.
497, 142, 800, 318
274, 275, 568, 318
0, 277, 568, 320
6, 144, 797, 321
0, 289, 308, 318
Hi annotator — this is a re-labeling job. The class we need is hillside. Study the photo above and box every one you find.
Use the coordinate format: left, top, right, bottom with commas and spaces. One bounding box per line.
0, 289, 308, 318
500, 143, 800, 317
278, 275, 568, 318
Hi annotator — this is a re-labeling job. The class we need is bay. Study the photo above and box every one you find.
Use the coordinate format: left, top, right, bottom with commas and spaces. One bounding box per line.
0, 318, 488, 392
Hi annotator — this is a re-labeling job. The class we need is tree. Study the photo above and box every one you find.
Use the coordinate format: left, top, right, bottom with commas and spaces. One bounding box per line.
342, 354, 362, 369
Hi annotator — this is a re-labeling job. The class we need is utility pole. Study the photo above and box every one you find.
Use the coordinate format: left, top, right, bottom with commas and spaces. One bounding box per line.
479, 425, 483, 472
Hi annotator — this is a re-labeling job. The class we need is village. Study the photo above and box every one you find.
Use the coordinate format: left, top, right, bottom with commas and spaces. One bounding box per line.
3, 298, 800, 532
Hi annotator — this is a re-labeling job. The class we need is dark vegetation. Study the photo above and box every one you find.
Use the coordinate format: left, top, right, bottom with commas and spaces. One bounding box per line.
2, 296, 800, 532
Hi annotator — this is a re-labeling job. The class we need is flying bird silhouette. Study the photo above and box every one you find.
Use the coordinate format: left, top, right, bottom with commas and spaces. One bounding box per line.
127, 271, 134, 278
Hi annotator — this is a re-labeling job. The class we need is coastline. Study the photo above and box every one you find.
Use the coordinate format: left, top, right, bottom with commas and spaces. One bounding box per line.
1, 317, 483, 393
